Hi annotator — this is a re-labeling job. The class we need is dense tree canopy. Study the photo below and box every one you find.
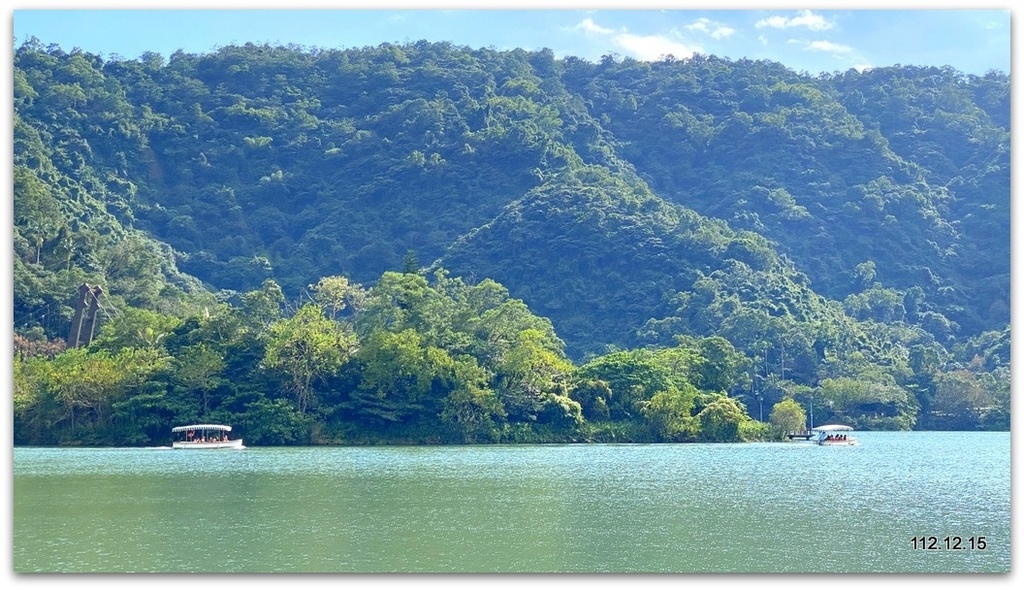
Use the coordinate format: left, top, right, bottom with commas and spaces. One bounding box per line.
11, 40, 1009, 445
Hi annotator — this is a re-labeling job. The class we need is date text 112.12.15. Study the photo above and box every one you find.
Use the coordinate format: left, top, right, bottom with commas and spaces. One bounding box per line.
911, 536, 986, 550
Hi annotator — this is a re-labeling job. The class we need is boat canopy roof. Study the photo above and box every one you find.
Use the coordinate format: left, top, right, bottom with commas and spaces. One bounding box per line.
172, 424, 232, 433
811, 424, 853, 432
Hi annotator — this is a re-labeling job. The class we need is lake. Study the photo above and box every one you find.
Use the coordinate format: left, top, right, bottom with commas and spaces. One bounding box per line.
12, 431, 1009, 573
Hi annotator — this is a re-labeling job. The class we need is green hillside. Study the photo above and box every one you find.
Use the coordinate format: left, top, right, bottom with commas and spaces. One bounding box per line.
12, 40, 1009, 444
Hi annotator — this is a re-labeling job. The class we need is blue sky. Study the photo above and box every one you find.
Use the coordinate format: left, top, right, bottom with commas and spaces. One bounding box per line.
9, 2, 1013, 76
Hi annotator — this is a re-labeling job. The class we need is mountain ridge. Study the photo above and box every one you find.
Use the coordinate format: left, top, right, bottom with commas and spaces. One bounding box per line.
13, 39, 1009, 368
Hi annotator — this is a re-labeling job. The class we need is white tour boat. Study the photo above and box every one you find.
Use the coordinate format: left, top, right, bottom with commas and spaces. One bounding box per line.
812, 424, 858, 446
171, 424, 245, 449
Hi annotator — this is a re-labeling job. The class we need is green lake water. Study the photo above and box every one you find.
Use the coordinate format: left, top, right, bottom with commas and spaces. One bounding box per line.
13, 431, 1010, 573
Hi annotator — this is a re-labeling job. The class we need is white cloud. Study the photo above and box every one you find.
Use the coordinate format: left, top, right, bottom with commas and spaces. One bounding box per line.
685, 18, 710, 33
685, 17, 735, 40
806, 40, 853, 55
756, 16, 790, 30
574, 17, 615, 35
755, 10, 833, 31
613, 33, 697, 61
790, 11, 834, 31
570, 17, 698, 61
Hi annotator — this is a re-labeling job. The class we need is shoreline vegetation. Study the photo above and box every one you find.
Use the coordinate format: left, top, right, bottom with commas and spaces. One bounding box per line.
13, 269, 1007, 448
12, 40, 1009, 447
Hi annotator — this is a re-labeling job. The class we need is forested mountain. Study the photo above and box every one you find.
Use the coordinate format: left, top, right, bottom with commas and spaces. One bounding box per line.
11, 40, 1010, 445
569, 58, 1009, 339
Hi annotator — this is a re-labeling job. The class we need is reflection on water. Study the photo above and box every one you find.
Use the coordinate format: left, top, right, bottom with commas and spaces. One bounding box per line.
13, 431, 1010, 573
